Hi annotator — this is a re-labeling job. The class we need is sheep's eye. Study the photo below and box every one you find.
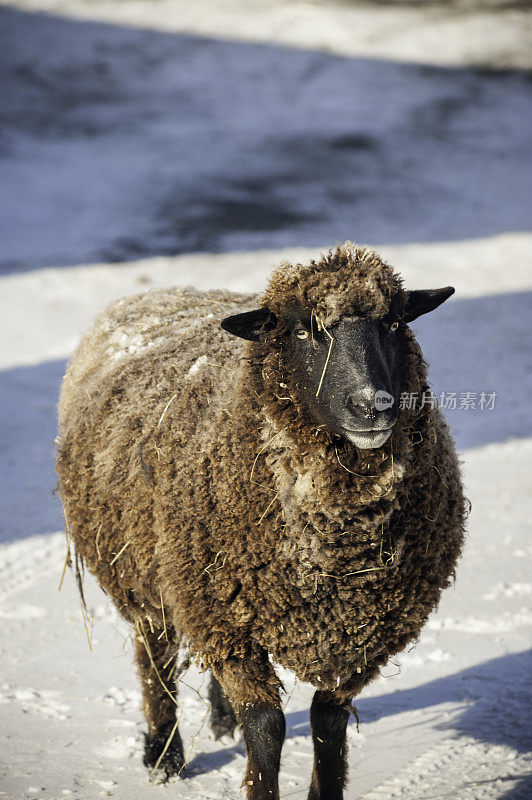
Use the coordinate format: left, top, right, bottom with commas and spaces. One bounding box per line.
389, 321, 399, 332
295, 328, 309, 340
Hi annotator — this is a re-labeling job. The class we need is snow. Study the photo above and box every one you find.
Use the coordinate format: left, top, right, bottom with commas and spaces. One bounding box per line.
0, 0, 531, 798
6, 0, 532, 69
1, 3, 532, 272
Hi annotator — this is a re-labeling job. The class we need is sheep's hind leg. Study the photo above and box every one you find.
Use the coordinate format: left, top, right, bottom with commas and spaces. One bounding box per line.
209, 673, 237, 740
134, 626, 185, 782
214, 652, 285, 800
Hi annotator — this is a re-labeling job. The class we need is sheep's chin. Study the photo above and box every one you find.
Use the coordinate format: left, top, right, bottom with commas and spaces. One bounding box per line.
344, 429, 392, 450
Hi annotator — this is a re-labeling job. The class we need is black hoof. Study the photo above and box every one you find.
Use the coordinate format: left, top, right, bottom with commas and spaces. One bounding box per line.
143, 726, 185, 783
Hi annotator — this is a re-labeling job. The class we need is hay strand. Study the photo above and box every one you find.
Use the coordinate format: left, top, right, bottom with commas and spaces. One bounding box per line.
110, 540, 130, 565
95, 522, 103, 561
177, 675, 210, 775
256, 494, 278, 525
80, 598, 93, 652
315, 324, 334, 398
58, 506, 72, 592
158, 394, 177, 428
249, 428, 287, 492
136, 619, 178, 708
204, 550, 228, 580
319, 566, 386, 581
157, 590, 168, 642
150, 718, 180, 776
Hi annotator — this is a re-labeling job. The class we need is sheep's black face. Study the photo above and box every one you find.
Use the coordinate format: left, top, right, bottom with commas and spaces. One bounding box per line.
286, 313, 401, 449
221, 285, 454, 450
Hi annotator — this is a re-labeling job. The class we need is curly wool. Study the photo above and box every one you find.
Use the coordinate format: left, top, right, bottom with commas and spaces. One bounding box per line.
57, 244, 466, 706
264, 243, 403, 326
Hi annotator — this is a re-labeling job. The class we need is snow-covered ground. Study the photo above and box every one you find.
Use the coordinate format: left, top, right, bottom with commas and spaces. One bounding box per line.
1, 2, 531, 271
0, 1, 531, 798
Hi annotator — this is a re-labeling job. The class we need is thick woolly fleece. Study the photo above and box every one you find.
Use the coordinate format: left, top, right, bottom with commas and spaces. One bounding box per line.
57, 244, 466, 710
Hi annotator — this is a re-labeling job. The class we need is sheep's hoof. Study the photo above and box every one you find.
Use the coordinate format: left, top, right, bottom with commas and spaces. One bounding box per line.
144, 727, 185, 783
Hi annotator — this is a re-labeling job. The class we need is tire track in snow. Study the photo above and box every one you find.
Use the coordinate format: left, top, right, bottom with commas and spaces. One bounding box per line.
361, 736, 532, 800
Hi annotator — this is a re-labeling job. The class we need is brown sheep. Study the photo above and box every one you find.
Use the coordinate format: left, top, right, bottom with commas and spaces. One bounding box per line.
56, 243, 466, 800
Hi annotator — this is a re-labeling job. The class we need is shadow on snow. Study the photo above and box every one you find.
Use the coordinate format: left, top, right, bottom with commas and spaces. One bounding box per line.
1, 6, 531, 274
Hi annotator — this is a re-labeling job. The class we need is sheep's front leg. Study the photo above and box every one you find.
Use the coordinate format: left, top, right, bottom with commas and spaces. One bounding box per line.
214, 653, 285, 800
240, 704, 286, 800
134, 626, 184, 782
307, 690, 351, 800
307, 670, 375, 800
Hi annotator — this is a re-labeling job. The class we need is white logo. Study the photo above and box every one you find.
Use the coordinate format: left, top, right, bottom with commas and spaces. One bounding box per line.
374, 390, 394, 410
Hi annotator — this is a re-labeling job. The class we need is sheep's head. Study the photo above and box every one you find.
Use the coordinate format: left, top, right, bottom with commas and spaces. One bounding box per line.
222, 244, 454, 451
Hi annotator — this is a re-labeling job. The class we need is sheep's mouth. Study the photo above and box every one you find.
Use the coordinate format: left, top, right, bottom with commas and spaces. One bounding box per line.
342, 428, 393, 450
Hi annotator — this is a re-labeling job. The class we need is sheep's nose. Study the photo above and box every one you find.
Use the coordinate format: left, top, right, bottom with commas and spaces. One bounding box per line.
359, 403, 377, 422
361, 404, 377, 421
347, 397, 378, 421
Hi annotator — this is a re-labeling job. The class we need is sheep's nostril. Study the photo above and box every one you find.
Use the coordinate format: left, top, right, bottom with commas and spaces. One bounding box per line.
347, 397, 377, 420
361, 405, 377, 421
346, 395, 358, 414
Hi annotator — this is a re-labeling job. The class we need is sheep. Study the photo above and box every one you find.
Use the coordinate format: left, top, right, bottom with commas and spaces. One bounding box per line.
56, 243, 467, 800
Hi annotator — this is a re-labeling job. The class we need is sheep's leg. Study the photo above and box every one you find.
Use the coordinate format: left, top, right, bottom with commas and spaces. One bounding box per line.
209, 673, 238, 739
307, 690, 351, 800
134, 628, 184, 782
240, 704, 286, 800
214, 653, 285, 800
307, 669, 375, 800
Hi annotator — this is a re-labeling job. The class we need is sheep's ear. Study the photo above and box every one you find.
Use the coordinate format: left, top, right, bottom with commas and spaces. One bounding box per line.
221, 307, 278, 341
404, 287, 455, 323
